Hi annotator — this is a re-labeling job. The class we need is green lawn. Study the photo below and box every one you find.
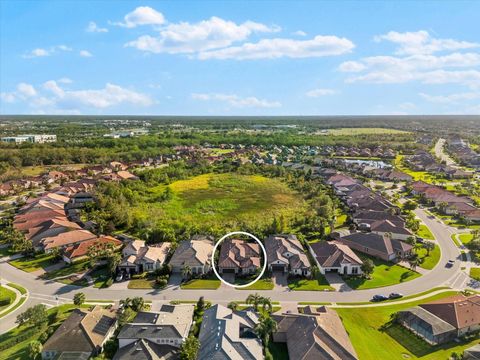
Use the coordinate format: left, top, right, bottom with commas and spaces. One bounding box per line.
238, 279, 274, 290
128, 173, 306, 236
337, 291, 478, 360
128, 278, 158, 289
42, 260, 91, 280
288, 274, 334, 291
471, 268, 480, 281
6, 283, 27, 296
459, 233, 474, 245
416, 224, 435, 240
0, 246, 13, 257
343, 257, 421, 290
9, 253, 56, 272
180, 279, 221, 290
416, 244, 441, 270
0, 286, 16, 312
90, 265, 112, 288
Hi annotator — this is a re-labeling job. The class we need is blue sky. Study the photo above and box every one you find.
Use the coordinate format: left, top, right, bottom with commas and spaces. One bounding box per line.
1, 0, 479, 115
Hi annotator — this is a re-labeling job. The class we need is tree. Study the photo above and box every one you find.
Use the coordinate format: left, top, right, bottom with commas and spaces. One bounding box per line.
361, 259, 374, 278
246, 293, 262, 311
403, 200, 417, 211
180, 335, 200, 360
16, 304, 48, 327
118, 307, 135, 326
131, 297, 145, 312
260, 297, 273, 313
107, 251, 121, 275
181, 265, 192, 279
423, 241, 435, 256
196, 296, 206, 313
254, 314, 278, 349
28, 340, 42, 360
227, 301, 238, 311
73, 292, 85, 306
408, 255, 421, 271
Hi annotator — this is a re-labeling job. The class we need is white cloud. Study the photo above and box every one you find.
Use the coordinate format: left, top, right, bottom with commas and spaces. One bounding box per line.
306, 88, 338, 97
113, 6, 165, 28
17, 83, 37, 97
86, 21, 108, 33
338, 61, 366, 72
374, 30, 479, 55
293, 30, 307, 36
198, 35, 354, 60
79, 50, 93, 57
419, 91, 480, 104
192, 93, 281, 108
23, 48, 50, 58
126, 16, 279, 54
58, 77, 73, 84
1, 81, 154, 112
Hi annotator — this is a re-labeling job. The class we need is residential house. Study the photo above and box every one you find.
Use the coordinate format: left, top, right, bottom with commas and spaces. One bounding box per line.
265, 234, 311, 276
42, 229, 97, 252
338, 232, 413, 262
218, 239, 261, 275
118, 240, 171, 274
62, 236, 122, 264
369, 219, 413, 241
169, 236, 214, 275
117, 305, 194, 349
42, 306, 118, 360
272, 306, 358, 360
398, 294, 480, 345
198, 304, 263, 360
309, 241, 363, 275
113, 339, 179, 360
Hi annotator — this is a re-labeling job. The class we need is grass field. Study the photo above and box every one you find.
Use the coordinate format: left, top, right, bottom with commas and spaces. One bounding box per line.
416, 244, 441, 270
337, 291, 478, 360
238, 278, 274, 290
459, 233, 474, 244
471, 268, 480, 281
180, 279, 221, 290
344, 257, 421, 290
416, 224, 435, 240
288, 274, 334, 291
9, 253, 56, 272
131, 173, 305, 234
326, 128, 410, 136
0, 286, 16, 312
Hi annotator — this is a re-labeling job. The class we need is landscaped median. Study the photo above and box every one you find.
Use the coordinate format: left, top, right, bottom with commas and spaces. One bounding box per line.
416, 243, 441, 270
0, 282, 28, 319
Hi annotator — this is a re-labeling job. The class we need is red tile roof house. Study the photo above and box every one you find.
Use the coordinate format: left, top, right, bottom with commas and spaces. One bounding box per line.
62, 236, 122, 264
398, 294, 480, 345
265, 234, 311, 276
338, 232, 413, 262
218, 239, 261, 276
41, 229, 97, 252
309, 241, 363, 275
118, 240, 171, 274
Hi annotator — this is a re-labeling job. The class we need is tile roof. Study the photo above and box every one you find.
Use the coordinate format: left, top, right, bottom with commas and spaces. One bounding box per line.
63, 236, 122, 260
420, 294, 480, 329
310, 241, 363, 268
265, 234, 309, 269
169, 237, 213, 268
113, 339, 179, 360
43, 229, 97, 250
218, 239, 261, 269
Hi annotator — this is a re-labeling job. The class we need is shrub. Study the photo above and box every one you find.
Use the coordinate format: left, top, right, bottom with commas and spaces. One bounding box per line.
105, 278, 113, 287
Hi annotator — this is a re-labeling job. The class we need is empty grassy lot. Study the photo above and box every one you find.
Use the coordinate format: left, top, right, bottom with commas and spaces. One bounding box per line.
180, 279, 221, 290
9, 253, 56, 272
343, 257, 421, 290
288, 274, 334, 291
326, 128, 410, 136
131, 173, 305, 234
337, 291, 478, 360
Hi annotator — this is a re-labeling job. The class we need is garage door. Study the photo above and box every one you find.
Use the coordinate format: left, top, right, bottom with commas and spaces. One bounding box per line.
271, 264, 286, 272
222, 268, 236, 273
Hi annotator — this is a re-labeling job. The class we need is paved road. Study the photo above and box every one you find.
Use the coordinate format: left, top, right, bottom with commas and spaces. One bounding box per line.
0, 209, 471, 334
434, 138, 457, 167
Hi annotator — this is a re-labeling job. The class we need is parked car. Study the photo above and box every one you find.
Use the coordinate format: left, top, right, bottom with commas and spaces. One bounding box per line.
446, 260, 455, 268
115, 272, 124, 282
415, 236, 424, 243
389, 292, 403, 299
371, 294, 388, 302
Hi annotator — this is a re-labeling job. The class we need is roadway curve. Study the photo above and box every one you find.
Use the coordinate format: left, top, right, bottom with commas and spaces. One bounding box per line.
0, 208, 470, 334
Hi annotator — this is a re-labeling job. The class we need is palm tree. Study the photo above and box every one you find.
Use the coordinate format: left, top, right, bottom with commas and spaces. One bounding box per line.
227, 301, 238, 311
246, 293, 262, 311
254, 314, 278, 349
182, 265, 192, 279
260, 297, 273, 313
423, 241, 435, 256
408, 255, 421, 271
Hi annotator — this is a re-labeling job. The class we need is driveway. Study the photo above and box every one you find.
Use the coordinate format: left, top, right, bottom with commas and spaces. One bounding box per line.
272, 271, 288, 289
324, 273, 352, 292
